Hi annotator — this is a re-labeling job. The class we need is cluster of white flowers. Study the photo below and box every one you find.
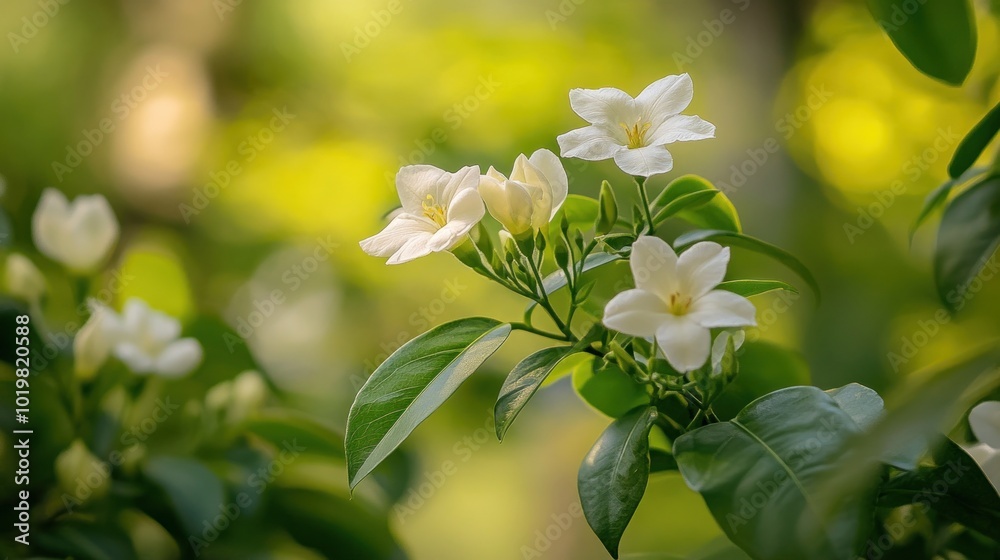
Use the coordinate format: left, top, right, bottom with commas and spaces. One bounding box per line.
8, 187, 203, 379
361, 74, 753, 373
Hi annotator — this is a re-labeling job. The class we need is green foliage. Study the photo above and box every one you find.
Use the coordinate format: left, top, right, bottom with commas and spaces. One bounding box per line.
572, 358, 651, 418
143, 456, 226, 537
715, 280, 798, 299
711, 341, 811, 420
949, 100, 1000, 178
494, 346, 575, 440
345, 318, 510, 488
674, 386, 878, 560
934, 176, 1000, 310
652, 175, 741, 232
579, 406, 659, 559
867, 0, 977, 85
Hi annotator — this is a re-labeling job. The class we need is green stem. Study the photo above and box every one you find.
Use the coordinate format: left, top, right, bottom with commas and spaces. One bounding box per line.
510, 323, 569, 342
634, 177, 656, 234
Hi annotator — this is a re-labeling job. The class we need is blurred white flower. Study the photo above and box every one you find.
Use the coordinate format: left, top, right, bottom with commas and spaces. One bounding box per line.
32, 188, 119, 273
361, 165, 484, 264
5, 253, 46, 305
478, 149, 568, 237
603, 236, 755, 372
557, 74, 715, 177
75, 298, 202, 378
55, 439, 109, 500
968, 401, 1000, 489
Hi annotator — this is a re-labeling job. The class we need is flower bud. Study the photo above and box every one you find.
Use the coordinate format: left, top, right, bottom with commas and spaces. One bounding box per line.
32, 188, 119, 273
5, 253, 45, 304
55, 439, 109, 501
596, 181, 618, 235
478, 150, 568, 237
74, 302, 117, 381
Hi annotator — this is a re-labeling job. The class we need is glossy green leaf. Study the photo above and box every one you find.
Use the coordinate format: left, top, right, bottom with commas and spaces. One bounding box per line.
144, 456, 226, 537
716, 279, 798, 298
550, 194, 599, 237
652, 190, 718, 226
675, 229, 820, 300
269, 487, 406, 560
579, 406, 659, 558
35, 522, 138, 560
542, 351, 593, 387
935, 176, 1000, 310
826, 383, 884, 431
867, 0, 977, 86
712, 341, 811, 421
910, 166, 986, 239
652, 175, 741, 232
572, 359, 650, 418
494, 346, 575, 440
950, 100, 1000, 178
675, 386, 874, 560
649, 448, 679, 473
246, 411, 345, 458
879, 439, 1000, 540
346, 318, 510, 488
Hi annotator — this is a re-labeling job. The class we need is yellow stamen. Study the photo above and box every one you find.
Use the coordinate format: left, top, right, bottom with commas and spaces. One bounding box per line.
620, 121, 652, 149
421, 194, 447, 227
667, 292, 692, 315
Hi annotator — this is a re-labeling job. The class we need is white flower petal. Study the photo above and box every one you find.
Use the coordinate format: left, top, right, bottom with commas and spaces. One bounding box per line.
31, 189, 70, 261
64, 195, 119, 271
145, 307, 182, 346
966, 443, 1000, 490
677, 242, 729, 299
613, 145, 674, 177
440, 165, 481, 204
603, 289, 669, 337
569, 87, 637, 125
557, 126, 624, 161
629, 236, 679, 300
360, 215, 437, 258
154, 338, 203, 377
528, 148, 568, 218
394, 165, 451, 215
970, 401, 1000, 448
689, 290, 756, 328
649, 114, 716, 145
114, 342, 157, 374
445, 187, 486, 231
386, 232, 436, 265
635, 74, 694, 126
655, 315, 711, 373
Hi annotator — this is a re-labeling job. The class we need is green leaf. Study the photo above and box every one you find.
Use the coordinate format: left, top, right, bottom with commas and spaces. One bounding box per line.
651, 175, 741, 232
652, 190, 719, 226
879, 439, 1000, 540
716, 279, 798, 298
674, 229, 820, 301
494, 346, 575, 440
246, 411, 345, 459
346, 318, 510, 488
649, 448, 679, 473
675, 386, 874, 560
550, 194, 599, 237
542, 351, 593, 387
934, 176, 1000, 311
572, 359, 650, 418
712, 341, 811, 421
825, 383, 884, 431
579, 406, 659, 558
950, 100, 1000, 178
144, 456, 226, 537
911, 166, 987, 240
867, 0, 977, 86
35, 522, 138, 560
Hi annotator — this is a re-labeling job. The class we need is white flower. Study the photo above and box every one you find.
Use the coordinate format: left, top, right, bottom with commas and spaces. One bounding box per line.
32, 188, 119, 273
478, 149, 568, 237
557, 74, 715, 177
968, 401, 1000, 489
360, 165, 484, 264
5, 253, 46, 305
602, 236, 755, 372
75, 298, 203, 378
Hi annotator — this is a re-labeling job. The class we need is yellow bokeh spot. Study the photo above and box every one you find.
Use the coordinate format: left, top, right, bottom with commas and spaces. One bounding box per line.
117, 247, 193, 319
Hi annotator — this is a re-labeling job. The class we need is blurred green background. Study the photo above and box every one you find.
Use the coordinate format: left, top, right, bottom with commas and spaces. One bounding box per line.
1, 0, 1000, 558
